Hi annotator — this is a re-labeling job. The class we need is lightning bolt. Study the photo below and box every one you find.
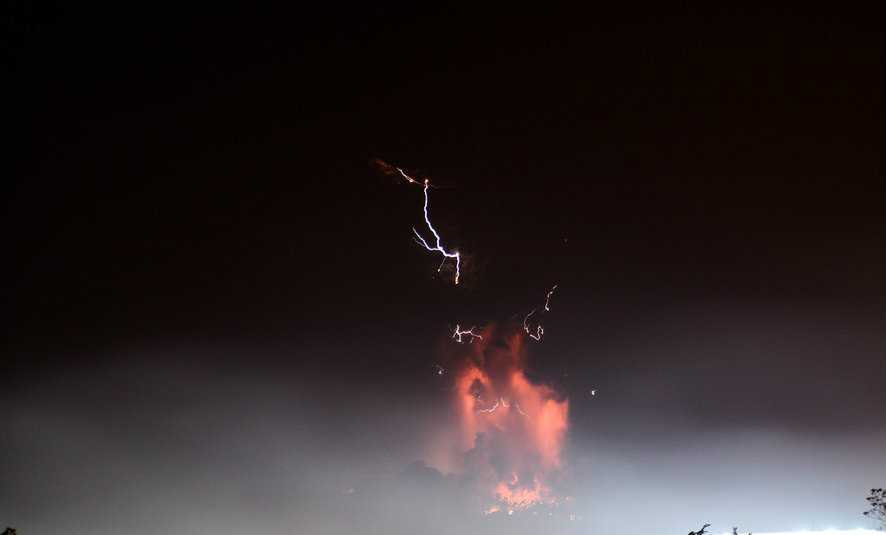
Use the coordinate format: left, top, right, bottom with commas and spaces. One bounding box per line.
476, 397, 528, 417
523, 310, 544, 341
397, 167, 461, 284
477, 400, 500, 414
451, 324, 483, 343
544, 284, 558, 311
522, 285, 558, 341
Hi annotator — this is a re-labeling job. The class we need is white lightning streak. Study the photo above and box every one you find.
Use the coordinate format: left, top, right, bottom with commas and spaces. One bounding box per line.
477, 400, 500, 414
397, 167, 461, 284
477, 397, 527, 416
523, 309, 535, 330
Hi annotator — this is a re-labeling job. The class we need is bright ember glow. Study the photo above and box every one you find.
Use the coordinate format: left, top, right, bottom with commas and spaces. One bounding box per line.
451, 326, 569, 512
396, 167, 461, 284
544, 284, 558, 311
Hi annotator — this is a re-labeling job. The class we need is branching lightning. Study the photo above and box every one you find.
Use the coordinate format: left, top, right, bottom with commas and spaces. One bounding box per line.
476, 396, 528, 417
452, 324, 483, 344
397, 167, 461, 284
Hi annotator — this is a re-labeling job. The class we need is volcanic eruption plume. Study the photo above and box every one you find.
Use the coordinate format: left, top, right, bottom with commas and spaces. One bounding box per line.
450, 324, 569, 514
376, 159, 572, 517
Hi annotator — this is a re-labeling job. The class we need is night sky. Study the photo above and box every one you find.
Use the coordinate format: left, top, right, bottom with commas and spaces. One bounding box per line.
3, 4, 884, 534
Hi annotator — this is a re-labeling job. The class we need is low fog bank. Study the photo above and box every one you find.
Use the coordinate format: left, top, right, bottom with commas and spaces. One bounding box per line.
1, 342, 883, 534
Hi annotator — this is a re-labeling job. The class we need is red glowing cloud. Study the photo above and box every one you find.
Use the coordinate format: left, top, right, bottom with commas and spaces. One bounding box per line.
451, 325, 569, 512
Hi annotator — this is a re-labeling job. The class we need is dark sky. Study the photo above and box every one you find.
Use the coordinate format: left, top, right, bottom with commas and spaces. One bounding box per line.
3, 4, 884, 534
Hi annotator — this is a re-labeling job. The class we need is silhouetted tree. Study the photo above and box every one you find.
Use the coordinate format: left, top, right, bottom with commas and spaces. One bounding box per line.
733, 527, 751, 535
3, 528, 17, 535
689, 524, 711, 535
864, 488, 886, 531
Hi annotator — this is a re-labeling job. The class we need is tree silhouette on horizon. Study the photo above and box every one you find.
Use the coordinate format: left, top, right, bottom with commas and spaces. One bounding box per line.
864, 488, 886, 531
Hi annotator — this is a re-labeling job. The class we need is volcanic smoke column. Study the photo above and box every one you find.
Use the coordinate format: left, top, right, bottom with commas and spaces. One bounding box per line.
452, 327, 569, 513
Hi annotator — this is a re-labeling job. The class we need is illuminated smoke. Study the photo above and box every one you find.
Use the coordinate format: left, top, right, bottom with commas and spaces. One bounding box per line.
449, 325, 569, 514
